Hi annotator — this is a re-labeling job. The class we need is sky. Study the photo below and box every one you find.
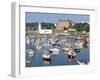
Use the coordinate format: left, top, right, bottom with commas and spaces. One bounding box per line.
26, 12, 90, 23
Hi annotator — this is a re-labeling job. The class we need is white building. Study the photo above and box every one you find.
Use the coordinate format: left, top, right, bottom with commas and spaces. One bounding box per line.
38, 23, 52, 34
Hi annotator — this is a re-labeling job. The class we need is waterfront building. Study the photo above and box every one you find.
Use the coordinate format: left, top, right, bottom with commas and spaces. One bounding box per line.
38, 22, 52, 34
55, 19, 74, 31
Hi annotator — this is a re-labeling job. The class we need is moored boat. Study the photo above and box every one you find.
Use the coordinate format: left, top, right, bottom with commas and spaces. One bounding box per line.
43, 54, 51, 61
28, 49, 35, 57
67, 51, 76, 60
75, 42, 83, 48
49, 48, 59, 52
26, 49, 35, 57
66, 43, 72, 48
49, 48, 59, 55
74, 48, 80, 53
74, 46, 80, 53
63, 47, 70, 52
26, 60, 32, 64
36, 45, 42, 50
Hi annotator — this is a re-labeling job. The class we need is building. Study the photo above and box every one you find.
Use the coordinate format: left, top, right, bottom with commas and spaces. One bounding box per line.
55, 19, 74, 31
38, 23, 52, 34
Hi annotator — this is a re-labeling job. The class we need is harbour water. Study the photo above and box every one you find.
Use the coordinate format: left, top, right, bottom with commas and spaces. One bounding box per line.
26, 35, 89, 67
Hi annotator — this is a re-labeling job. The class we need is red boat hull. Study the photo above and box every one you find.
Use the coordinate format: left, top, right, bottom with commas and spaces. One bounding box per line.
67, 54, 76, 60
43, 57, 51, 61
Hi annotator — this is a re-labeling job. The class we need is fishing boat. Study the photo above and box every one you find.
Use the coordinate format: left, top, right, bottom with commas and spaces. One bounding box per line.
66, 43, 72, 48
26, 36, 31, 44
67, 51, 76, 60
75, 42, 83, 48
27, 49, 35, 57
42, 27, 52, 61
74, 48, 80, 53
26, 60, 32, 64
74, 46, 80, 53
26, 39, 30, 44
83, 43, 88, 48
35, 38, 43, 50
36, 45, 42, 50
63, 47, 70, 52
43, 55, 51, 64
49, 48, 59, 55
43, 53, 51, 61
63, 43, 72, 52
82, 38, 89, 48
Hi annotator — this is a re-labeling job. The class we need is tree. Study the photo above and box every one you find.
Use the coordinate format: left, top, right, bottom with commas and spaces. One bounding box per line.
74, 23, 89, 32
26, 22, 38, 31
41, 22, 54, 29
